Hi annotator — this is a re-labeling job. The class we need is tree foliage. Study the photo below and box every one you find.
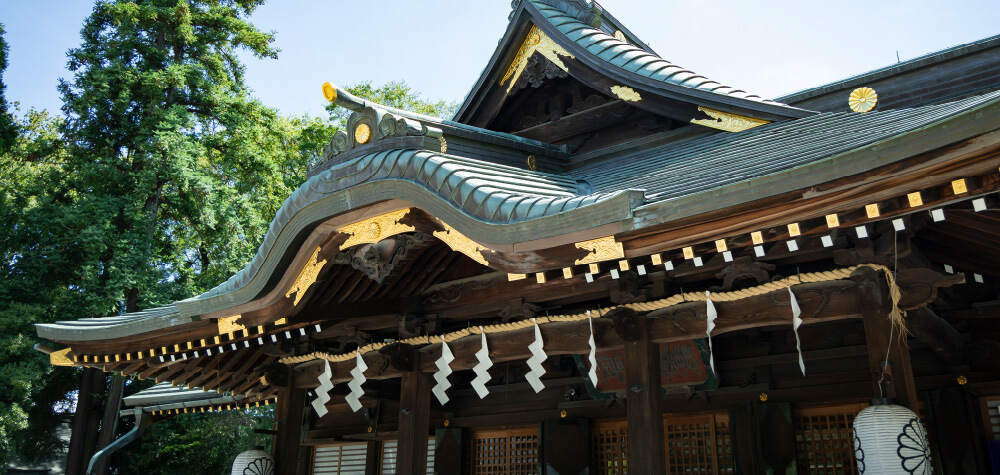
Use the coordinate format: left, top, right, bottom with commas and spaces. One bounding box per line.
0, 0, 456, 471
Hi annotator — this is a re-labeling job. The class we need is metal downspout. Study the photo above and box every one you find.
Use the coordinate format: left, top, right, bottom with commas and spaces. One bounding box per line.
86, 408, 150, 474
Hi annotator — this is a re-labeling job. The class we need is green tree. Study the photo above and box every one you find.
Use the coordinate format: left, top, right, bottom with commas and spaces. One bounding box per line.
0, 22, 19, 153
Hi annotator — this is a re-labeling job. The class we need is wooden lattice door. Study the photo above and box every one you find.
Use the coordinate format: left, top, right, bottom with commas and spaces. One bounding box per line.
591, 419, 629, 474
792, 403, 867, 474
663, 413, 735, 473
466, 425, 539, 474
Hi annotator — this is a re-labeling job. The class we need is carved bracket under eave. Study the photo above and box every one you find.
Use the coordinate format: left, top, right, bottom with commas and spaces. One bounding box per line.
285, 246, 327, 306
433, 221, 492, 266
338, 209, 416, 250
574, 235, 625, 265
501, 24, 575, 93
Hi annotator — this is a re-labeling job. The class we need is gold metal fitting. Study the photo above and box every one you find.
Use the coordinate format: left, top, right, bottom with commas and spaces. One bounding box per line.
759, 393, 768, 402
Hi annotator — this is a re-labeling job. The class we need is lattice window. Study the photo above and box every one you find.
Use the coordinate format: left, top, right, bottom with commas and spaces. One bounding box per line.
664, 413, 735, 474
983, 397, 1000, 441
379, 437, 435, 474
793, 403, 867, 475
312, 442, 368, 475
467, 426, 539, 474
591, 419, 629, 474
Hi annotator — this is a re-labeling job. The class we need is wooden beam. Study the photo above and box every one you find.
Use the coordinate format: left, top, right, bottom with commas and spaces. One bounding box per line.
293, 277, 868, 388
623, 313, 666, 474
395, 358, 432, 475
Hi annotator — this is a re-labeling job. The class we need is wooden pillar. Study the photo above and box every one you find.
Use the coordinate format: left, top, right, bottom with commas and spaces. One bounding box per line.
66, 367, 103, 475
274, 382, 307, 475
623, 316, 666, 473
396, 355, 431, 475
92, 372, 126, 475
854, 267, 919, 410
365, 441, 382, 475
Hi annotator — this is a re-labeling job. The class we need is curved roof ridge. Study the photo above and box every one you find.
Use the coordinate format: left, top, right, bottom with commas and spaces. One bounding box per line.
529, 0, 794, 108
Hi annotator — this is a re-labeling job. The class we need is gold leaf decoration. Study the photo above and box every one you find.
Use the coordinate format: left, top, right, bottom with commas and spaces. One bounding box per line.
434, 222, 490, 266
691, 107, 770, 132
613, 30, 627, 43
574, 236, 625, 265
217, 315, 244, 335
354, 123, 372, 144
440, 136, 447, 153
501, 24, 575, 92
610, 85, 641, 102
285, 246, 328, 306
338, 209, 415, 250
50, 348, 75, 367
848, 87, 877, 113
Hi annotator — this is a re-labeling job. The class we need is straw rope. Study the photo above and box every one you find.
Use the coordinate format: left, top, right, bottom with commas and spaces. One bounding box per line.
279, 263, 904, 365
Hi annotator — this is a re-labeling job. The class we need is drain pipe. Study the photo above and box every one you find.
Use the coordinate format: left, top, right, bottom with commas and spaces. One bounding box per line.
87, 408, 150, 474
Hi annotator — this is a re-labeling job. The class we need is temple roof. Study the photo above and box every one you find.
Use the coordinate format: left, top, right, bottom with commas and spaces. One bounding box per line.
35, 90, 1000, 343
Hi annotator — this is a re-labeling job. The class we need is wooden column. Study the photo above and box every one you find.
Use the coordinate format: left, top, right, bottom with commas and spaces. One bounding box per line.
396, 355, 432, 475
854, 267, 919, 410
92, 372, 126, 475
623, 316, 666, 473
274, 380, 307, 475
365, 441, 382, 475
66, 367, 103, 475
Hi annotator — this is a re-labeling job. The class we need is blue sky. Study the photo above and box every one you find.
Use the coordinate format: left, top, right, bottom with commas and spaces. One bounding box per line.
4, 0, 1000, 119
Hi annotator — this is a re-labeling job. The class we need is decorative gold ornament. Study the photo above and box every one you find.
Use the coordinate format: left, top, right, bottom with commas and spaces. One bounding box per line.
50, 348, 74, 367
865, 203, 880, 219
526, 154, 538, 171
322, 82, 338, 103
952, 179, 968, 195
217, 315, 244, 335
848, 87, 877, 113
354, 123, 372, 144
560, 410, 568, 418
613, 30, 627, 43
908, 192, 923, 207
501, 24, 574, 92
759, 392, 768, 402
508, 273, 527, 281
715, 239, 728, 253
339, 209, 415, 250
562, 267, 573, 279
574, 236, 625, 265
787, 223, 801, 237
682, 246, 695, 260
367, 426, 374, 433
440, 137, 448, 153
957, 375, 968, 385
285, 246, 328, 306
751, 231, 764, 245
691, 106, 770, 132
434, 222, 491, 266
825, 214, 840, 228
610, 85, 641, 102
443, 419, 450, 427
274, 318, 288, 326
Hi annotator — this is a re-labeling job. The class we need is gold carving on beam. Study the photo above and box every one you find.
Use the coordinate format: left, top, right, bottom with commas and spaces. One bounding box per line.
610, 85, 641, 102
339, 209, 415, 250
908, 192, 923, 207
952, 179, 968, 194
848, 87, 877, 113
826, 214, 840, 228
501, 24, 575, 92
285, 246, 328, 306
715, 239, 728, 252
690, 106, 770, 132
433, 222, 491, 266
440, 137, 447, 153
508, 273, 526, 281
682, 246, 695, 260
50, 348, 74, 367
865, 203, 880, 219
574, 236, 625, 265
613, 30, 627, 43
562, 267, 573, 279
274, 318, 288, 326
750, 231, 764, 245
787, 223, 801, 237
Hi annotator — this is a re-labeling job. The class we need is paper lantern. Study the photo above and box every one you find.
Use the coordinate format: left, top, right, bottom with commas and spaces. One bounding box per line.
232, 446, 274, 475
852, 399, 931, 474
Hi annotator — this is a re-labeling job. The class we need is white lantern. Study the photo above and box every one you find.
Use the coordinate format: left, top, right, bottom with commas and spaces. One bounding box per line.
852, 399, 932, 474
232, 446, 275, 475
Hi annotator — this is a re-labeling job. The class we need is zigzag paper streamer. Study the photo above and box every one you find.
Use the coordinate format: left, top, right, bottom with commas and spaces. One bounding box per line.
587, 311, 598, 387
345, 352, 368, 412
525, 319, 546, 393
789, 287, 806, 376
311, 360, 333, 417
432, 338, 455, 405
471, 329, 493, 399
706, 291, 717, 375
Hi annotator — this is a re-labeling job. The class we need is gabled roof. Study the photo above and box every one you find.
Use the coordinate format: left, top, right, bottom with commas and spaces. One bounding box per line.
456, 0, 814, 126
36, 90, 1000, 343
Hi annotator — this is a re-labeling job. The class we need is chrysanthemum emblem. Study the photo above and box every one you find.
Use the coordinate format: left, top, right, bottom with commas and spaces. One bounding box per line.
849, 87, 878, 113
